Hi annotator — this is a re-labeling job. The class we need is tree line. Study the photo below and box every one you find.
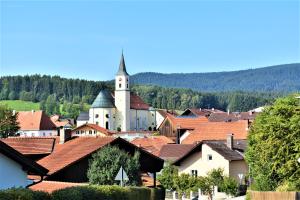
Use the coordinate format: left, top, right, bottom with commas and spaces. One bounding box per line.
0, 75, 283, 117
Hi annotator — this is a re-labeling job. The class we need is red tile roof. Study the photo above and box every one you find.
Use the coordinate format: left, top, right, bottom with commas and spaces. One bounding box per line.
181, 120, 248, 144
159, 144, 195, 161
1, 137, 56, 155
38, 137, 116, 175
130, 94, 150, 110
161, 114, 209, 130
50, 115, 71, 128
18, 111, 56, 131
30, 181, 87, 193
131, 136, 174, 156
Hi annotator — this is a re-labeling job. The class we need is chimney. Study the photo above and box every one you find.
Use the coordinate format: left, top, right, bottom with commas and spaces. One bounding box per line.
227, 133, 234, 149
59, 127, 66, 144
12, 110, 16, 116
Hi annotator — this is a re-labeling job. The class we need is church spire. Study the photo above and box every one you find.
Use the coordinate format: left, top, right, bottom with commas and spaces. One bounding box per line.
117, 51, 129, 76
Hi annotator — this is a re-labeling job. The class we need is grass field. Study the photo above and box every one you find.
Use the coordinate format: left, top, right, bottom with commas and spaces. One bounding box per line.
0, 100, 40, 111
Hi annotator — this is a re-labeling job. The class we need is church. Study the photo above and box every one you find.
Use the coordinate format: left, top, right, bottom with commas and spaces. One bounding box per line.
77, 53, 156, 132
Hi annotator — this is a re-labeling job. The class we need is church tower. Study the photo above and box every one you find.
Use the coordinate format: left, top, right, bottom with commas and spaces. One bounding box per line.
115, 53, 130, 131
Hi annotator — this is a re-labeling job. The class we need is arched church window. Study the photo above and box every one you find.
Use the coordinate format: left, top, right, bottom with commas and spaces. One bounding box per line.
119, 84, 121, 88
106, 121, 109, 129
106, 114, 110, 118
127, 84, 128, 88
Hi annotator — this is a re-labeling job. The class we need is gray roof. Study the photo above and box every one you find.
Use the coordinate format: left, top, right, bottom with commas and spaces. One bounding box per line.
116, 53, 129, 76
91, 89, 115, 108
77, 112, 89, 121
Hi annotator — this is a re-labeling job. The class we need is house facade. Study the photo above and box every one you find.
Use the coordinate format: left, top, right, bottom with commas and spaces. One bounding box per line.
78, 53, 156, 132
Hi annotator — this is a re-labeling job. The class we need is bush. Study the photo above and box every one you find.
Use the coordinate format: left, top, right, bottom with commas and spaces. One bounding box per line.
220, 176, 238, 196
0, 185, 165, 200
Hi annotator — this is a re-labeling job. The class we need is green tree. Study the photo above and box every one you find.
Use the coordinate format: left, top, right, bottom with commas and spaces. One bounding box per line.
87, 145, 141, 186
245, 94, 300, 191
0, 105, 20, 138
157, 162, 178, 190
45, 94, 60, 115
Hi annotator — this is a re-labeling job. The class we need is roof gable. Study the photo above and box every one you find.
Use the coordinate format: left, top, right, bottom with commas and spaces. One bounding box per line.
18, 111, 56, 131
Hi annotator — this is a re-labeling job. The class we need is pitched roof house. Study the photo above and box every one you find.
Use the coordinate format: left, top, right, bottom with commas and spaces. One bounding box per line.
17, 111, 57, 137
0, 140, 48, 189
35, 137, 164, 185
180, 108, 225, 118
173, 135, 248, 182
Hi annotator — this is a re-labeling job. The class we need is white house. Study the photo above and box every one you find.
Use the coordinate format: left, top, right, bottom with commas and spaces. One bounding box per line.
0, 141, 48, 189
17, 110, 57, 137
78, 53, 156, 132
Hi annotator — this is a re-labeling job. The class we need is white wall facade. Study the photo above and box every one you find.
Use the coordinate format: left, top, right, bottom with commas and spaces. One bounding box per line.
89, 107, 116, 130
19, 130, 57, 137
0, 153, 29, 189
130, 109, 153, 131
155, 111, 165, 129
178, 144, 230, 177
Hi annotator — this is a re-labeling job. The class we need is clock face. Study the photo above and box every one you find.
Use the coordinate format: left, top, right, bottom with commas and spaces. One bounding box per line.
119, 78, 122, 81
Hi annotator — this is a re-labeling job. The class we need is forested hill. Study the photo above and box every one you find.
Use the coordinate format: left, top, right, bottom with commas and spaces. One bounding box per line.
131, 63, 300, 92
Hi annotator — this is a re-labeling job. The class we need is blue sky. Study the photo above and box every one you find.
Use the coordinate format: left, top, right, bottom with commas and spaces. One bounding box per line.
0, 0, 299, 81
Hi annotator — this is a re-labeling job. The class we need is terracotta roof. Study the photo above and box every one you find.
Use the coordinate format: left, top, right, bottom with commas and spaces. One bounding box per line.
160, 114, 209, 130
50, 115, 71, 128
1, 137, 56, 155
38, 137, 116, 175
18, 111, 56, 131
181, 120, 248, 144
30, 181, 87, 193
131, 136, 174, 156
157, 110, 168, 118
0, 140, 48, 175
181, 108, 225, 117
159, 144, 195, 161
208, 112, 258, 122
72, 123, 112, 135
130, 94, 150, 110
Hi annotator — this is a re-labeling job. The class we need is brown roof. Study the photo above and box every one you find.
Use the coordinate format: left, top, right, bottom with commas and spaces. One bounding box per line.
1, 137, 56, 155
181, 120, 248, 144
0, 140, 48, 175
208, 111, 258, 122
131, 136, 174, 156
203, 140, 246, 161
50, 115, 71, 128
160, 114, 209, 130
30, 181, 87, 193
18, 111, 56, 131
181, 108, 225, 117
38, 137, 116, 175
130, 94, 150, 110
72, 123, 112, 135
159, 144, 195, 161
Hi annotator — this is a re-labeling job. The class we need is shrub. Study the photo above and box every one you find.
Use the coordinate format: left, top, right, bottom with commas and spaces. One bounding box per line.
220, 176, 238, 196
0, 188, 50, 200
157, 162, 178, 190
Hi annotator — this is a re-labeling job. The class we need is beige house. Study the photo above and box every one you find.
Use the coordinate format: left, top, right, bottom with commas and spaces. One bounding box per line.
173, 134, 248, 182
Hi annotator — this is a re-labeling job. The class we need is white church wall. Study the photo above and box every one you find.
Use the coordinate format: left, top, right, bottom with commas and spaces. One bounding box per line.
89, 108, 116, 130
130, 109, 150, 131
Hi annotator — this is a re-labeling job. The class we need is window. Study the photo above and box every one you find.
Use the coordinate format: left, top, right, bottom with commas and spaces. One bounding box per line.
191, 170, 198, 177
89, 130, 92, 134
106, 121, 109, 129
81, 130, 84, 134
207, 154, 212, 161
95, 114, 99, 118
127, 84, 128, 88
105, 114, 110, 118
94, 130, 96, 134
43, 132, 45, 136
76, 131, 79, 134
119, 84, 121, 88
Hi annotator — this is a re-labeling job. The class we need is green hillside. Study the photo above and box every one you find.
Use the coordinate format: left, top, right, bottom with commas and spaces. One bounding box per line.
0, 100, 40, 111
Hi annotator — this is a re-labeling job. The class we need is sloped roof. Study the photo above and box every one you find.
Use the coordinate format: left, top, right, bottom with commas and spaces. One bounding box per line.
77, 112, 89, 121
50, 115, 72, 128
17, 111, 56, 131
181, 120, 248, 144
160, 114, 209, 130
91, 89, 115, 108
0, 140, 48, 175
159, 144, 195, 161
72, 123, 112, 135
208, 112, 258, 122
204, 140, 246, 161
1, 137, 56, 155
38, 137, 116, 175
30, 181, 87, 193
130, 94, 150, 110
131, 136, 174, 156
181, 108, 225, 117
116, 53, 129, 76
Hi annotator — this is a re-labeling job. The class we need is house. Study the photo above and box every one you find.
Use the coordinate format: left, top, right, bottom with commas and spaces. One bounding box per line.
76, 112, 89, 127
208, 111, 258, 122
71, 123, 112, 138
17, 110, 57, 137
1, 137, 57, 161
131, 136, 175, 156
77, 53, 156, 132
180, 120, 249, 144
34, 136, 164, 186
173, 134, 248, 182
158, 114, 209, 142
155, 109, 177, 130
159, 144, 195, 162
0, 140, 48, 189
30, 181, 87, 193
180, 108, 225, 118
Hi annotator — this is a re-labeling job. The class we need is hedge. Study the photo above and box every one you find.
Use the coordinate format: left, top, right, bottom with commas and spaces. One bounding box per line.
0, 185, 165, 200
